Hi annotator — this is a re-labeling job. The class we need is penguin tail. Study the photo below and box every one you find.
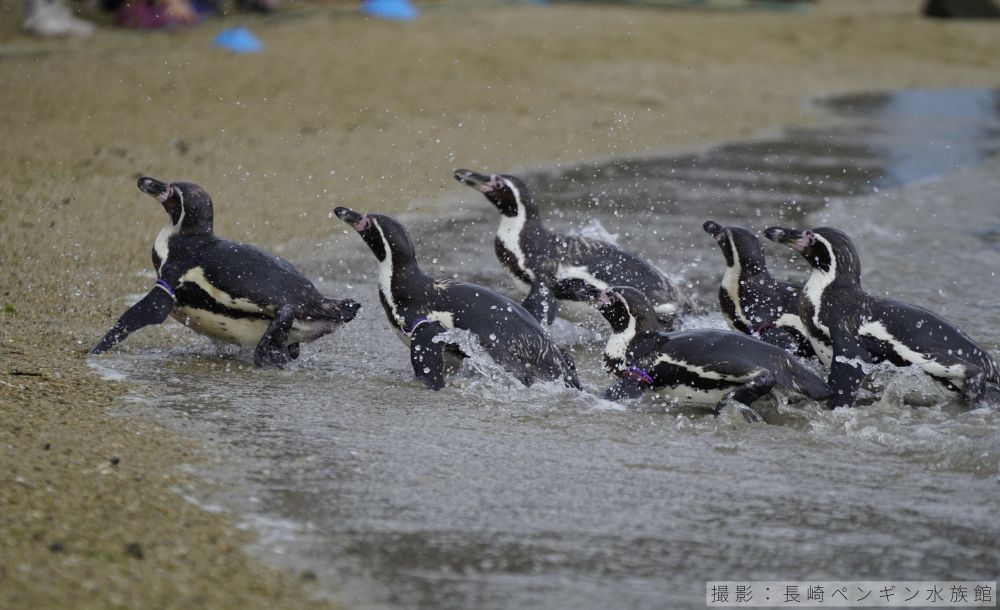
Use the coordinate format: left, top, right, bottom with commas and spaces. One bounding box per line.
319, 297, 361, 323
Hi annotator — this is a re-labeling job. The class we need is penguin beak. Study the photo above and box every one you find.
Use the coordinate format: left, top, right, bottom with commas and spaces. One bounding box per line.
764, 227, 809, 252
453, 169, 501, 194
703, 220, 724, 241
137, 177, 172, 203
334, 206, 371, 232
560, 279, 601, 302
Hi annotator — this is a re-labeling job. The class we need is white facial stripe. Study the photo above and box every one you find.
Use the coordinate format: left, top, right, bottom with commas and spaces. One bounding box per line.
178, 267, 264, 314
153, 186, 185, 275
603, 296, 636, 370
373, 220, 403, 326
496, 178, 532, 281
802, 233, 836, 344
721, 232, 752, 329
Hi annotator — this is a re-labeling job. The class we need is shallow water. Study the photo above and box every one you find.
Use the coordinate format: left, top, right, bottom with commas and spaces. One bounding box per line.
93, 88, 1000, 609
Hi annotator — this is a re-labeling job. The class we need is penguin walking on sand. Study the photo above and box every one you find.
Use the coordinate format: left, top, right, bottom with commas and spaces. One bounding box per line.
703, 220, 814, 358
588, 286, 830, 421
334, 206, 581, 390
765, 225, 1000, 409
453, 169, 685, 328
90, 177, 360, 367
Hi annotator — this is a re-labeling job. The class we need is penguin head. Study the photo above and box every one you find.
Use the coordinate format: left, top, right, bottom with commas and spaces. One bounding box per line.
764, 226, 861, 282
138, 177, 214, 234
591, 286, 660, 334
703, 220, 766, 273
453, 169, 538, 219
334, 207, 417, 266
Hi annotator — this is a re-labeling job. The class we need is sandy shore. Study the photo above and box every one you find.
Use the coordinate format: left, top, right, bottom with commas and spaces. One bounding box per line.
2, 0, 999, 606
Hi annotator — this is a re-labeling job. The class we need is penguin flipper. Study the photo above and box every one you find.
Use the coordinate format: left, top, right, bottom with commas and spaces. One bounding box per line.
602, 377, 647, 401
713, 372, 773, 423
827, 327, 871, 409
410, 321, 447, 391
253, 304, 296, 368
522, 276, 558, 325
89, 287, 174, 355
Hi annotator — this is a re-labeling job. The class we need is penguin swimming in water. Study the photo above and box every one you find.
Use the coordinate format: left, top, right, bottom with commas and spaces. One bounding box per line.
703, 220, 814, 358
333, 206, 581, 390
453, 169, 685, 328
90, 177, 360, 367
588, 286, 830, 421
765, 225, 1000, 409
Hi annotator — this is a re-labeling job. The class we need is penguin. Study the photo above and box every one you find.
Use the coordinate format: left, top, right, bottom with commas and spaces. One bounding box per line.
90, 177, 360, 367
589, 285, 831, 421
453, 169, 685, 328
333, 206, 581, 390
764, 225, 1000, 409
702, 220, 814, 358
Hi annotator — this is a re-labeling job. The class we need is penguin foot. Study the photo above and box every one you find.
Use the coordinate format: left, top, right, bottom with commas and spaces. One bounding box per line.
960, 368, 987, 404
713, 401, 763, 423
254, 304, 296, 368
253, 344, 293, 368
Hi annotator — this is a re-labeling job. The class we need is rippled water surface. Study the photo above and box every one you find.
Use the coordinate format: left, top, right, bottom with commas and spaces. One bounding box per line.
93, 89, 1000, 609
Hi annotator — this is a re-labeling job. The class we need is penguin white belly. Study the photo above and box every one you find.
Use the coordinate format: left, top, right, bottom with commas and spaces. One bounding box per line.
173, 307, 268, 346
859, 320, 967, 383
172, 308, 336, 347
652, 384, 731, 405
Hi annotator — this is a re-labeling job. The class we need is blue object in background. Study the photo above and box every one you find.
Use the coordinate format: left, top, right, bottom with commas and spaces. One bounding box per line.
213, 27, 264, 53
360, 0, 419, 21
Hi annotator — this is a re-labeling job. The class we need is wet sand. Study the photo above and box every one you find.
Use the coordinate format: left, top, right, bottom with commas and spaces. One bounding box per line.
2, 0, 1000, 606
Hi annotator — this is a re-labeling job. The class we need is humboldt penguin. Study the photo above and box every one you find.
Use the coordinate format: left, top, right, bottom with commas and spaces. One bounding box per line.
765, 225, 1000, 408
454, 169, 685, 328
334, 206, 580, 390
90, 177, 360, 367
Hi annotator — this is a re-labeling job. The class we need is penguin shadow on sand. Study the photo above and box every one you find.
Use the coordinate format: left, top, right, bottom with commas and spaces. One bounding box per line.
765, 225, 1000, 410
89, 177, 360, 368
453, 168, 693, 330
